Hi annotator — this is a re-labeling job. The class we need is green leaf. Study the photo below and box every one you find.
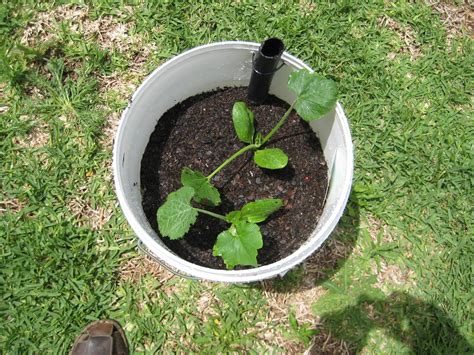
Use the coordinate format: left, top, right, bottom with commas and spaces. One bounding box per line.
288, 70, 337, 121
225, 211, 242, 224
232, 101, 255, 144
181, 167, 221, 206
289, 309, 298, 330
213, 222, 263, 269
254, 148, 288, 169
241, 198, 283, 223
157, 186, 198, 240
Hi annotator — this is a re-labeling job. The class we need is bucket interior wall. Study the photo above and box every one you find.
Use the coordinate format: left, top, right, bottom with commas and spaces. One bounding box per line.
114, 43, 352, 280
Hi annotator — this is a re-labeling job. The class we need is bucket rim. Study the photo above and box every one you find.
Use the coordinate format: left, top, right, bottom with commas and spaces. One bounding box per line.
113, 41, 354, 282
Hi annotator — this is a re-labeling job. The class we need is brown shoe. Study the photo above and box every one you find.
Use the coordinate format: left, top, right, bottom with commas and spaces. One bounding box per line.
70, 320, 129, 355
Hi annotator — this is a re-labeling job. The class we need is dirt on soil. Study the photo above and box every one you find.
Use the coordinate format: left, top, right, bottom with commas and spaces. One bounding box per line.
141, 87, 328, 269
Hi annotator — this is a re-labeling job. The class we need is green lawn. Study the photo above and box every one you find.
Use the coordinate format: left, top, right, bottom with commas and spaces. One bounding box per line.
1, 1, 472, 353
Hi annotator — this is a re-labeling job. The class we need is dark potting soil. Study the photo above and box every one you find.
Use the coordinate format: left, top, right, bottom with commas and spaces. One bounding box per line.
140, 87, 328, 270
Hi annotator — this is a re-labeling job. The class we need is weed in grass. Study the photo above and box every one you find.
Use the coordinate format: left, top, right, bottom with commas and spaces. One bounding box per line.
284, 307, 318, 347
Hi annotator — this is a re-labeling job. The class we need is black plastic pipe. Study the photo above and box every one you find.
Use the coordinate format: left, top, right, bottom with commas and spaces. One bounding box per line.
248, 38, 285, 104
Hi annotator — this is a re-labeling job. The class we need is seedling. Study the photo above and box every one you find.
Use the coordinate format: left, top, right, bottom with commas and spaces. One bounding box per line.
157, 69, 337, 269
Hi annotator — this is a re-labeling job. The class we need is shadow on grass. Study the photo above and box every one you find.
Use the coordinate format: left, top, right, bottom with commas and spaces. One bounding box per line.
253, 191, 472, 353
311, 292, 473, 354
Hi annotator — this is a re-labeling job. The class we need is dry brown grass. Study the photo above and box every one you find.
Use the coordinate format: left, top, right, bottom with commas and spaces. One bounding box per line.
21, 4, 135, 52
380, 2, 473, 57
119, 254, 175, 284
373, 262, 415, 291
13, 121, 49, 149
20, 3, 154, 152
299, 0, 317, 15
0, 197, 25, 215
20, 3, 153, 80
66, 183, 114, 230
428, 0, 474, 44
119, 253, 219, 300
365, 215, 395, 244
378, 16, 422, 61
98, 109, 121, 150
257, 233, 355, 352
306, 333, 352, 355
362, 215, 415, 291
0, 83, 8, 115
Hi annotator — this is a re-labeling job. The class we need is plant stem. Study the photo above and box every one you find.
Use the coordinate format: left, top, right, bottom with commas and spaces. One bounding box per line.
206, 100, 296, 181
194, 208, 228, 222
261, 101, 296, 145
207, 143, 257, 180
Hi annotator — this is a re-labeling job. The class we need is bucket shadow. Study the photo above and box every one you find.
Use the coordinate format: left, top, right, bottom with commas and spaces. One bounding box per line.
255, 189, 361, 293
309, 292, 473, 354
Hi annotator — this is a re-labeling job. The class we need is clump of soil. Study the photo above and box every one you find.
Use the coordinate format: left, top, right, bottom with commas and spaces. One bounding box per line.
141, 87, 328, 270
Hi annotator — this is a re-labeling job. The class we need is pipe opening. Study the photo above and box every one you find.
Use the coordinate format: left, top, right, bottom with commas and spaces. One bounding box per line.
260, 38, 284, 58
248, 38, 285, 104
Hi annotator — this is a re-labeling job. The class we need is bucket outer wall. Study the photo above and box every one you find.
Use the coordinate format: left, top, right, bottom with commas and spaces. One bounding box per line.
113, 41, 354, 283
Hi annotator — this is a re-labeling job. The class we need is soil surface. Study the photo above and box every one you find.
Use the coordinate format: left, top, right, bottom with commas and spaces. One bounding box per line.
141, 87, 328, 270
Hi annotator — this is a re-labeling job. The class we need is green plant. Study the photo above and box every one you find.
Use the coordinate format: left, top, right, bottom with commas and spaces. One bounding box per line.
285, 308, 319, 347
157, 69, 337, 268
158, 186, 282, 269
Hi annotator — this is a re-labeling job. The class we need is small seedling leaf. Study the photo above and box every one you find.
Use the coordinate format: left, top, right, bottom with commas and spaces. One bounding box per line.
255, 132, 263, 146
181, 167, 221, 206
288, 70, 337, 121
254, 148, 288, 169
226, 211, 243, 224
232, 101, 255, 144
157, 186, 198, 239
213, 222, 263, 269
289, 309, 298, 330
241, 198, 283, 223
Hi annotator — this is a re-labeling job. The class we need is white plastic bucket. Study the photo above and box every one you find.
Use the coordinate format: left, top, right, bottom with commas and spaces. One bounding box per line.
113, 41, 353, 283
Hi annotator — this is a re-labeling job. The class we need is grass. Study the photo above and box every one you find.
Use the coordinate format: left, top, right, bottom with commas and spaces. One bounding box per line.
1, 0, 472, 353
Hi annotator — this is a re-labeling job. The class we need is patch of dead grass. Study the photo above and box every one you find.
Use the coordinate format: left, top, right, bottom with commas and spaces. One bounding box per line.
0, 197, 26, 215
299, 0, 316, 15
21, 3, 154, 93
306, 333, 352, 355
21, 4, 155, 152
262, 236, 353, 320
119, 254, 175, 284
196, 286, 220, 322
21, 5, 84, 46
0, 82, 9, 114
21, 3, 155, 66
365, 215, 396, 244
363, 215, 416, 291
428, 0, 474, 44
98, 109, 121, 150
21, 4, 136, 52
13, 122, 49, 149
259, 234, 355, 352
373, 262, 415, 291
118, 253, 218, 310
67, 184, 113, 230
378, 15, 422, 60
